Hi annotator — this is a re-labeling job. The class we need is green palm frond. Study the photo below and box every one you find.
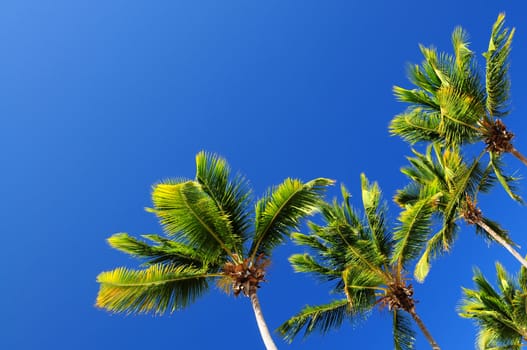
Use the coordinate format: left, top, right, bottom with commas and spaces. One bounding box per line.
277, 299, 356, 343
389, 108, 442, 144
392, 196, 437, 269
249, 177, 334, 260
460, 264, 527, 349
289, 253, 340, 283
393, 310, 416, 350
195, 151, 252, 243
484, 13, 515, 118
489, 152, 523, 203
361, 174, 392, 261
107, 233, 210, 268
148, 180, 240, 261
414, 221, 458, 282
96, 264, 216, 315
391, 13, 517, 151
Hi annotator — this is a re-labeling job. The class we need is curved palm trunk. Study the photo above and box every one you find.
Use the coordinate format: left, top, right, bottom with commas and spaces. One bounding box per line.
249, 291, 278, 350
511, 148, 527, 167
477, 220, 527, 269
408, 308, 440, 350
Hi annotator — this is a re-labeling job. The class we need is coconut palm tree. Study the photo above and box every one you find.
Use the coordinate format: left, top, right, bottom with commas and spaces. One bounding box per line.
389, 13, 526, 200
278, 174, 440, 349
394, 144, 526, 282
95, 151, 333, 350
459, 262, 527, 349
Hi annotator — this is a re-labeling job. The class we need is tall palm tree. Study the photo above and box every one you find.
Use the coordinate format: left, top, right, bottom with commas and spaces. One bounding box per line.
95, 151, 333, 350
394, 144, 526, 282
278, 174, 440, 349
459, 262, 527, 349
389, 13, 526, 198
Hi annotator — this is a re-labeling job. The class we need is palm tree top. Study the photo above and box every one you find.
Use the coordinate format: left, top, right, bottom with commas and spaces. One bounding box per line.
96, 151, 333, 349
460, 262, 527, 349
279, 174, 440, 349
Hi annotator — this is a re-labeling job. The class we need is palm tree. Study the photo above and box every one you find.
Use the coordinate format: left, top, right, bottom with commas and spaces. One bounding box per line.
278, 174, 440, 349
95, 151, 333, 350
459, 262, 527, 349
389, 13, 527, 198
394, 144, 526, 282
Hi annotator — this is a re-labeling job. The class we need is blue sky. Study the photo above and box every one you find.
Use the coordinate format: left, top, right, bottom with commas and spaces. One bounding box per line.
2, 1, 527, 349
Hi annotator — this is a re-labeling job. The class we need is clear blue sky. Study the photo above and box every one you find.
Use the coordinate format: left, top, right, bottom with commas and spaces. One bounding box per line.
2, 1, 527, 349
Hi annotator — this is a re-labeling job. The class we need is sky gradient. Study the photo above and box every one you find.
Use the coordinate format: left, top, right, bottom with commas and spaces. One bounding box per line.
2, 1, 527, 349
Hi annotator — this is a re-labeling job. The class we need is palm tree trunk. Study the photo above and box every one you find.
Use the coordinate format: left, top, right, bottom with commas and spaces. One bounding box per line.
408, 308, 440, 350
477, 220, 527, 269
511, 147, 527, 167
249, 291, 278, 350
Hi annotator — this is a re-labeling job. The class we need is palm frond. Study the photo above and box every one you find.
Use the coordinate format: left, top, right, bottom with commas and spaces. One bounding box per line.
361, 174, 392, 262
250, 178, 334, 260
107, 233, 209, 268
489, 152, 523, 203
460, 265, 526, 350
389, 108, 442, 144
289, 253, 340, 283
195, 151, 253, 243
484, 13, 515, 118
96, 264, 215, 315
392, 196, 437, 268
414, 221, 458, 282
148, 180, 240, 261
277, 299, 356, 343
393, 310, 416, 350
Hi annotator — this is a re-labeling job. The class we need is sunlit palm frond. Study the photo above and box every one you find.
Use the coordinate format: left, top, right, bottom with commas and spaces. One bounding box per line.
195, 151, 253, 244
460, 264, 527, 349
389, 107, 442, 144
148, 180, 239, 261
484, 13, 515, 118
489, 152, 523, 203
392, 195, 437, 269
277, 299, 357, 343
107, 233, 211, 268
96, 264, 215, 315
361, 174, 392, 261
289, 253, 340, 283
249, 177, 334, 260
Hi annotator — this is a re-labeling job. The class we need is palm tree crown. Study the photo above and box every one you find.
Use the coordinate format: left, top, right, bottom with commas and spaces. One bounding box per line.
394, 144, 524, 282
95, 151, 333, 349
460, 262, 527, 349
278, 174, 440, 349
390, 13, 527, 190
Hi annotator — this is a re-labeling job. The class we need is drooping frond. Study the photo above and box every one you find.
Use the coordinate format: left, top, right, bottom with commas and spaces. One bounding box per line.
393, 310, 416, 350
489, 152, 523, 203
107, 233, 210, 268
96, 264, 214, 315
249, 178, 334, 260
148, 180, 240, 261
392, 196, 437, 269
414, 222, 459, 282
277, 299, 356, 343
484, 13, 515, 118
195, 151, 252, 243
